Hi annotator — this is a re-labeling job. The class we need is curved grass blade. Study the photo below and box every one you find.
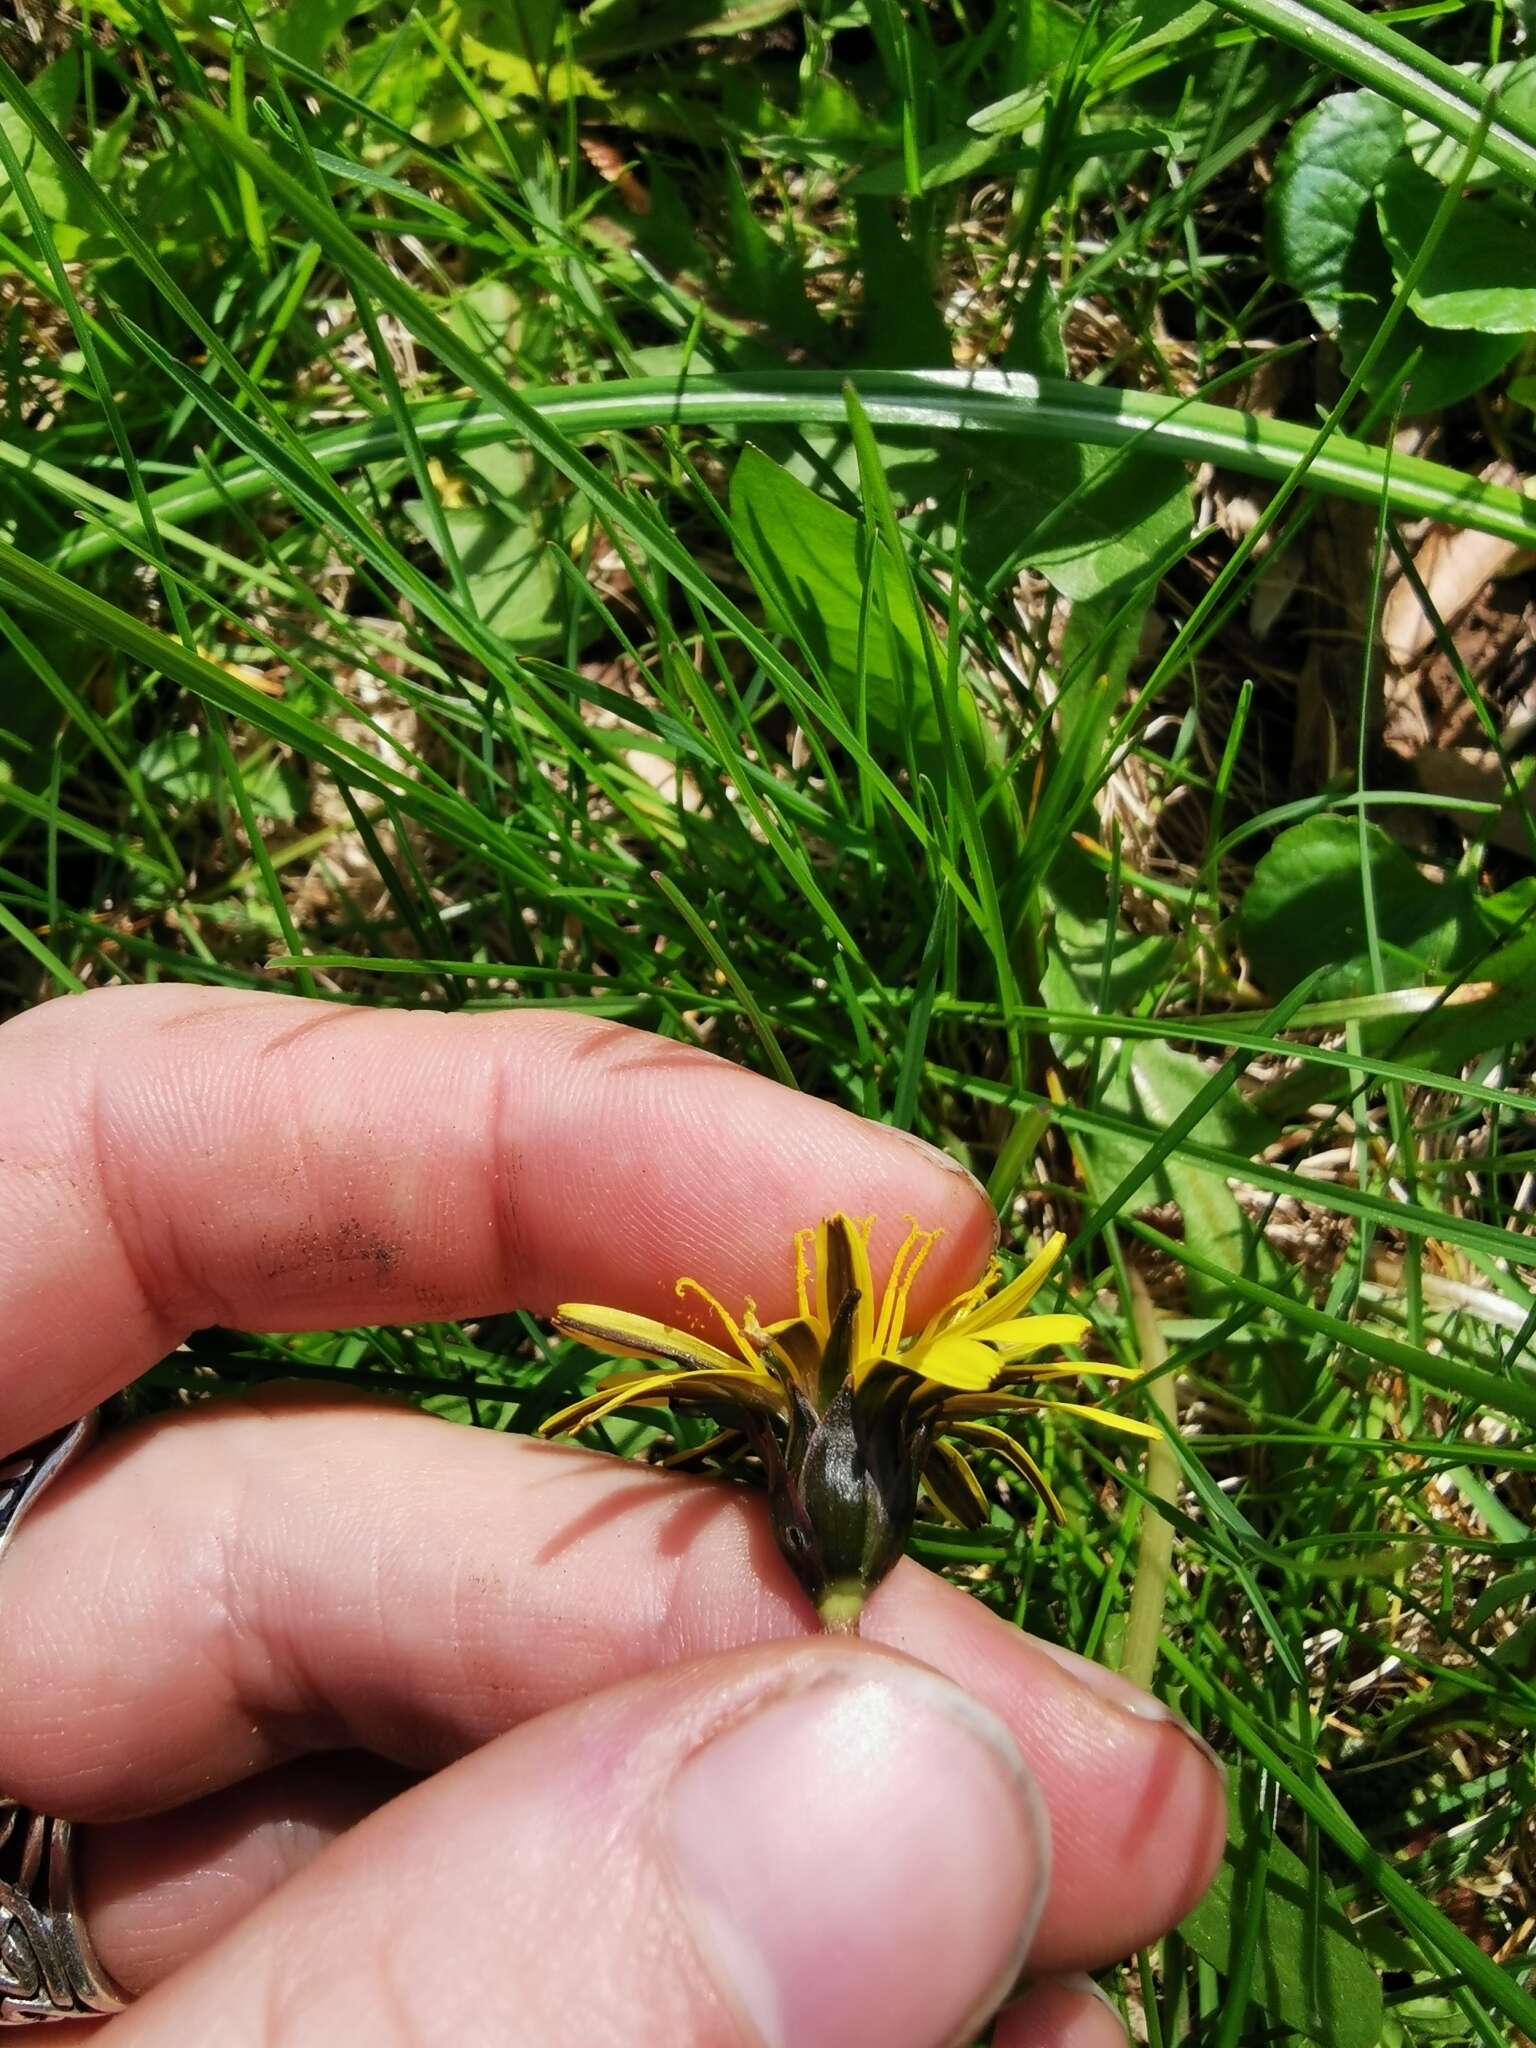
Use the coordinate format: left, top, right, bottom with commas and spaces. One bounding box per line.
40, 370, 1536, 576
1217, 0, 1536, 191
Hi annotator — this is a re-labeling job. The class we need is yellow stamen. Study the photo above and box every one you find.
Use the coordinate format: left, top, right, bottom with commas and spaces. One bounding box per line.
1005, 1361, 1142, 1383
910, 1266, 996, 1347
794, 1227, 817, 1326
873, 1221, 940, 1359
1029, 1400, 1162, 1440
675, 1277, 762, 1371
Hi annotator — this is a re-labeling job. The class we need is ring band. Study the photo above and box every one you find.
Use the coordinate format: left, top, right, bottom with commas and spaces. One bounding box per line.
0, 1417, 131, 2024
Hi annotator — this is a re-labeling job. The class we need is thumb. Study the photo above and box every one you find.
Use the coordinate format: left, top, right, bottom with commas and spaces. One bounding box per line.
102, 1640, 1050, 2048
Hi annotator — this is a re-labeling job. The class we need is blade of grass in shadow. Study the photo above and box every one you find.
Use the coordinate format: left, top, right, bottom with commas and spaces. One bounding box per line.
0, 540, 570, 896
1217, 0, 1536, 191
649, 869, 798, 1088
0, 899, 85, 995
930, 1060, 1536, 1306
841, 383, 1027, 1075
1158, 1632, 1536, 2037
1130, 1220, 1536, 1428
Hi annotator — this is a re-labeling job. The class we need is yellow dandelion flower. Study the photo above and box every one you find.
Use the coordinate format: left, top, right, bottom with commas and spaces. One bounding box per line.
542, 1214, 1157, 1632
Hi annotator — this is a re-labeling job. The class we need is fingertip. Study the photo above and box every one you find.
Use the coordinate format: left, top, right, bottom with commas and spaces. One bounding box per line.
662, 1645, 1052, 2048
509, 1020, 998, 1323
861, 1570, 1228, 1969
0, 989, 1001, 1437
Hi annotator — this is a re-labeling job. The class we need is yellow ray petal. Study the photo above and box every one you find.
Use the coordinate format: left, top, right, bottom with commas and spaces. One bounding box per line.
1002, 1361, 1142, 1383
660, 1428, 748, 1472
983, 1314, 1093, 1356
913, 1334, 1007, 1391
942, 1423, 1066, 1526
540, 1365, 782, 1439
935, 1391, 1158, 1435
964, 1232, 1067, 1333
936, 1390, 1045, 1420
920, 1435, 992, 1528
1042, 1401, 1163, 1440
537, 1379, 676, 1438
760, 1314, 823, 1393
554, 1305, 742, 1375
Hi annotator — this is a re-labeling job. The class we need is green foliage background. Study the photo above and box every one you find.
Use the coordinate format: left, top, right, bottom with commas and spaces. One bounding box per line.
3, 3, 1536, 2041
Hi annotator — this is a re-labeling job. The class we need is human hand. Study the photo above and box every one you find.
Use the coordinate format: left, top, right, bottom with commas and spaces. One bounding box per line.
0, 987, 1224, 2047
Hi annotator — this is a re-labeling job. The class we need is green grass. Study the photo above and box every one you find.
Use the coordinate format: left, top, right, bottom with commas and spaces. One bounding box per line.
4, 3, 1536, 2042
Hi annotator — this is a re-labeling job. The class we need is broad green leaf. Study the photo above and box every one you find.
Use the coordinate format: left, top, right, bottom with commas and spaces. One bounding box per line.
1111, 0, 1218, 60
1366, 320, 1524, 416
1267, 89, 1403, 330
1377, 160, 1536, 334
848, 129, 1003, 198
1182, 1786, 1385, 2048
729, 444, 972, 762
984, 439, 1191, 605
268, 0, 372, 67
401, 503, 570, 650
1042, 849, 1175, 1056
1005, 264, 1072, 380
967, 273, 1192, 602
1481, 875, 1536, 932
1046, 853, 1279, 1312
1238, 816, 1483, 1000
137, 729, 303, 822
576, 0, 800, 63
1090, 1038, 1282, 1308
1265, 93, 1512, 411
455, 0, 564, 71
724, 171, 826, 351
850, 199, 950, 367
442, 277, 524, 376
0, 54, 81, 237
1372, 925, 1536, 1073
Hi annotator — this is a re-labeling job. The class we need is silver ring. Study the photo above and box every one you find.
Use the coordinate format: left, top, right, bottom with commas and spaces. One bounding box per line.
0, 1417, 131, 2024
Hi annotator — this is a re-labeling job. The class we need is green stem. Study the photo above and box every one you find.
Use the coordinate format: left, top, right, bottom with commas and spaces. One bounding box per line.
1120, 1271, 1181, 1692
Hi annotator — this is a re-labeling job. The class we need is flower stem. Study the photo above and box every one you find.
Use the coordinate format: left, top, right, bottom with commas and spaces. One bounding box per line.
1120, 1271, 1180, 1692
816, 1581, 866, 1634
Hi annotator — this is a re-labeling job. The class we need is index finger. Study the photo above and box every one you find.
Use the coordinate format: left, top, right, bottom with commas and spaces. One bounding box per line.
0, 986, 995, 1446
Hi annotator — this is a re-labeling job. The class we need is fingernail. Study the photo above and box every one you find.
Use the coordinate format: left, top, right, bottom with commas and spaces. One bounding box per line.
1055, 1971, 1120, 2014
667, 1660, 1050, 2048
1029, 1639, 1226, 1779
886, 1125, 997, 1230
